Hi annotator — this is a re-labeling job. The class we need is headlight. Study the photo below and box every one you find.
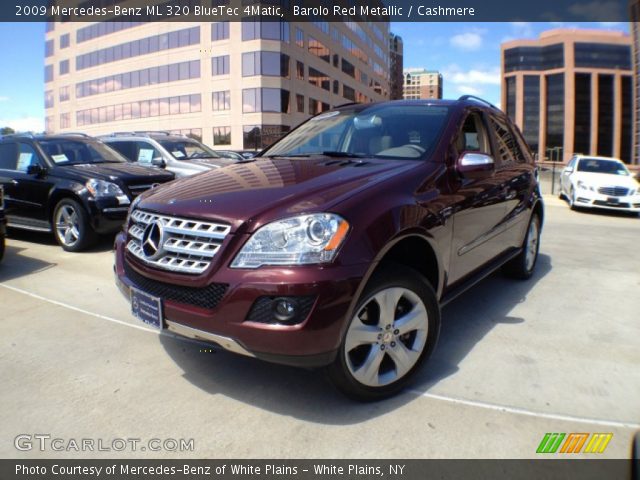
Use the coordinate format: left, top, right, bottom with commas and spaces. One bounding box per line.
576, 180, 594, 191
86, 179, 128, 202
231, 213, 350, 268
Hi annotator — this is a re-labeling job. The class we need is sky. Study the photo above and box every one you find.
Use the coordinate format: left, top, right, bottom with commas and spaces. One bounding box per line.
0, 21, 631, 132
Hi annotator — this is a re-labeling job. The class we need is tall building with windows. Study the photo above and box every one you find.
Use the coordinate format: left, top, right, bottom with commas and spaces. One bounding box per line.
389, 33, 403, 100
501, 29, 634, 164
630, 0, 640, 164
44, 20, 391, 149
402, 68, 443, 100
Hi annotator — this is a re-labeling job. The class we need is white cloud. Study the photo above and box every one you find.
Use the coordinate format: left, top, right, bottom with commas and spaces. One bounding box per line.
444, 67, 501, 86
0, 96, 9, 102
450, 32, 483, 51
456, 85, 482, 96
0, 117, 44, 133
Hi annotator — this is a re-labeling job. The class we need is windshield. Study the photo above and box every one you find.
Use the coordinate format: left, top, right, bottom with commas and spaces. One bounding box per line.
262, 105, 451, 160
39, 139, 126, 165
577, 158, 630, 176
159, 139, 221, 160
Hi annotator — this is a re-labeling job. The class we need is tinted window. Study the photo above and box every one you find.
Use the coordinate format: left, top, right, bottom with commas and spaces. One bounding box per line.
523, 76, 540, 155
574, 43, 631, 70
455, 113, 490, 154
38, 139, 126, 165
504, 44, 564, 72
16, 143, 41, 172
0, 143, 18, 170
488, 115, 526, 164
158, 139, 220, 160
574, 73, 591, 156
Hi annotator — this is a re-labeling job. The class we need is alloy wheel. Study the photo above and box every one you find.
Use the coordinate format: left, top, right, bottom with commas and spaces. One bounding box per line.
525, 217, 539, 272
55, 205, 80, 247
344, 287, 429, 387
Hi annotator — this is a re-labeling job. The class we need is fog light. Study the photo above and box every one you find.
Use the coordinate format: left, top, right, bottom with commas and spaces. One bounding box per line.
273, 298, 297, 322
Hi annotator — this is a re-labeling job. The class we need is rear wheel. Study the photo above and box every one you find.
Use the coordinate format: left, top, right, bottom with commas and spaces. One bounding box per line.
503, 213, 541, 280
53, 199, 96, 252
328, 263, 440, 401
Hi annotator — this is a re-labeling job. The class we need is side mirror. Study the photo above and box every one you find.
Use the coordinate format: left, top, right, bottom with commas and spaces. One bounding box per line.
563, 167, 573, 174
26, 164, 45, 177
151, 158, 166, 168
457, 152, 494, 180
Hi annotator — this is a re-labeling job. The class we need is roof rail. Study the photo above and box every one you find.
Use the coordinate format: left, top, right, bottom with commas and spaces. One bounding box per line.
457, 95, 497, 109
57, 132, 91, 138
0, 132, 36, 139
102, 131, 141, 137
133, 130, 176, 136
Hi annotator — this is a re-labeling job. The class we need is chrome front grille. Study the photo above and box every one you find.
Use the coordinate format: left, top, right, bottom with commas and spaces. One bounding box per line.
598, 186, 629, 197
126, 209, 231, 274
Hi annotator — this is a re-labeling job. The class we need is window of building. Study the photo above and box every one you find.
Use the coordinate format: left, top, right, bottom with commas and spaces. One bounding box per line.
343, 84, 355, 101
309, 67, 330, 91
212, 55, 230, 75
504, 44, 564, 73
211, 22, 229, 41
59, 86, 70, 103
545, 73, 564, 154
45, 39, 54, 58
242, 88, 290, 113
213, 127, 231, 145
573, 73, 591, 156
45, 90, 54, 109
60, 33, 70, 49
574, 43, 631, 70
59, 59, 69, 75
296, 94, 304, 113
597, 74, 614, 157
620, 75, 632, 164
523, 75, 540, 155
243, 125, 290, 150
341, 58, 355, 78
295, 27, 304, 47
60, 113, 71, 129
242, 52, 289, 77
45, 65, 53, 83
212, 91, 231, 111
296, 61, 304, 80
242, 19, 289, 42
308, 36, 330, 63
505, 77, 516, 121
333, 80, 339, 95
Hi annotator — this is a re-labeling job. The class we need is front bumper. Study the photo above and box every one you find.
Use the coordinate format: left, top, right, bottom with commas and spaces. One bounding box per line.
86, 198, 130, 234
574, 191, 640, 212
114, 232, 368, 367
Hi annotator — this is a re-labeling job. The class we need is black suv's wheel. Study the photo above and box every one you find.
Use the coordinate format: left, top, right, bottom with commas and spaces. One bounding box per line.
503, 213, 541, 280
53, 199, 96, 252
328, 263, 440, 401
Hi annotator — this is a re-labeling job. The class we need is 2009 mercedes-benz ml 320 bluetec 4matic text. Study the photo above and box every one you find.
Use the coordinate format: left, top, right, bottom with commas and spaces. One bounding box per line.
115, 97, 544, 400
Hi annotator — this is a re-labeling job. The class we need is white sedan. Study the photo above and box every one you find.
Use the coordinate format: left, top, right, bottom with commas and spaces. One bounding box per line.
560, 155, 640, 214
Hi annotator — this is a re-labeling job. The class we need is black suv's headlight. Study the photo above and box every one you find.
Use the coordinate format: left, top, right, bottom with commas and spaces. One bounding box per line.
86, 179, 128, 203
231, 213, 350, 268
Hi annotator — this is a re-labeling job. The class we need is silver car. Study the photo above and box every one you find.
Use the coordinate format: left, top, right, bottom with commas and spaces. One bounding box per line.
101, 132, 235, 178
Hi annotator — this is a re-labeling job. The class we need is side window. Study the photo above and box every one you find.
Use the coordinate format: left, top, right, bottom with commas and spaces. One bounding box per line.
107, 141, 135, 161
488, 115, 526, 165
16, 143, 42, 172
567, 157, 577, 170
454, 113, 490, 155
134, 142, 161, 164
0, 143, 17, 170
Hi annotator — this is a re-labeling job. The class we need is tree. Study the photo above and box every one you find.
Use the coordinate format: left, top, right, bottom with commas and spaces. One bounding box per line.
0, 127, 15, 135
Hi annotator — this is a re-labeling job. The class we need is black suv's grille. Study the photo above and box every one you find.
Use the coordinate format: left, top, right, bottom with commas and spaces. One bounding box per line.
124, 260, 228, 310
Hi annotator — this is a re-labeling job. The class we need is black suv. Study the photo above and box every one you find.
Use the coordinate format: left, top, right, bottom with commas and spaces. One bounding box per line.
0, 134, 175, 251
0, 180, 6, 262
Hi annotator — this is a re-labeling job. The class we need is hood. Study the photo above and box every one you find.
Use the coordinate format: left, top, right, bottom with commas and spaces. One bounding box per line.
52, 162, 175, 184
138, 157, 419, 232
189, 157, 237, 169
573, 172, 639, 189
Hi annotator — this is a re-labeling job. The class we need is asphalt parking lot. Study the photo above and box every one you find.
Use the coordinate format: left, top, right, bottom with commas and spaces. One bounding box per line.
1, 195, 639, 459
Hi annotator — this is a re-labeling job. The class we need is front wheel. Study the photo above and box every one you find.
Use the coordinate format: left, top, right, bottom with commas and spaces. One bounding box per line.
327, 263, 440, 401
503, 213, 541, 280
53, 199, 96, 252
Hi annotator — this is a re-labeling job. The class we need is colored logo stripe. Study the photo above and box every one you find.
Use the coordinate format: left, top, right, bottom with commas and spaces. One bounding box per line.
560, 433, 589, 453
537, 433, 613, 454
536, 433, 566, 453
584, 433, 613, 453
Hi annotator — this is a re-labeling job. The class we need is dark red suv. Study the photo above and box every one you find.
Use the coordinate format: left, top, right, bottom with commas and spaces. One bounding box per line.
114, 97, 543, 400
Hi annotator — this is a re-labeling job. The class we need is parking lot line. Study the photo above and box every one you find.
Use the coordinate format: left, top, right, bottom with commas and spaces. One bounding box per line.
3, 280, 638, 431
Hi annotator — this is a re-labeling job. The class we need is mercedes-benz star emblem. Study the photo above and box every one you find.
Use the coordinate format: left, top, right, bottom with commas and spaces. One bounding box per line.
141, 221, 164, 260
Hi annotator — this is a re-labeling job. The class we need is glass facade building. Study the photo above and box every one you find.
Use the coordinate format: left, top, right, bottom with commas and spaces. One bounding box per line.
501, 29, 635, 163
44, 20, 391, 149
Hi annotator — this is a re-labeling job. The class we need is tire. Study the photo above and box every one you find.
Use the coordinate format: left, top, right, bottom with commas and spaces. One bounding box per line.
52, 198, 96, 252
632, 431, 640, 480
327, 263, 440, 401
503, 213, 541, 280
569, 187, 577, 211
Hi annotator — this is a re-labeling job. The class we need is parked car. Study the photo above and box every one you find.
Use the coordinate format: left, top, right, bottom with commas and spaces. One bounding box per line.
101, 132, 235, 178
235, 150, 258, 159
0, 181, 6, 262
213, 150, 245, 161
0, 133, 175, 252
114, 97, 543, 400
560, 155, 640, 214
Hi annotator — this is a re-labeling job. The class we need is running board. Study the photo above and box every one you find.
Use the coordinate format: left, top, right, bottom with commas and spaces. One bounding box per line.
7, 220, 52, 232
440, 248, 521, 307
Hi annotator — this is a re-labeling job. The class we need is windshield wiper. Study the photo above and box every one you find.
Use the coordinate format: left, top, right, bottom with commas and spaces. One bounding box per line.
321, 151, 366, 158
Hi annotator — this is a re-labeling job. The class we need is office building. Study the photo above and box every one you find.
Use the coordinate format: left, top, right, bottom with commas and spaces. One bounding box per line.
389, 33, 403, 100
501, 29, 634, 163
402, 68, 443, 100
44, 20, 391, 149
